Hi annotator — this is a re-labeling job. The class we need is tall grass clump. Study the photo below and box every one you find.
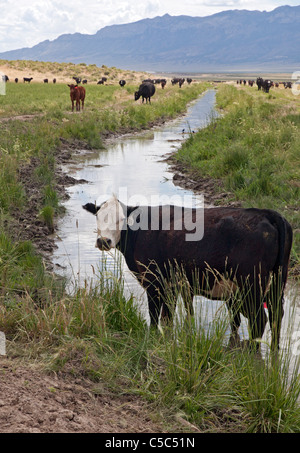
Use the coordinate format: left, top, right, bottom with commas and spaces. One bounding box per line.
0, 267, 149, 383
134, 264, 300, 431
0, 232, 63, 306
0, 153, 26, 211
231, 351, 300, 432
38, 205, 55, 232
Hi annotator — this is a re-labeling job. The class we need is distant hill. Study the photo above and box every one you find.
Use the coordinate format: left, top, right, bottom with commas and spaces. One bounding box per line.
1, 6, 299, 72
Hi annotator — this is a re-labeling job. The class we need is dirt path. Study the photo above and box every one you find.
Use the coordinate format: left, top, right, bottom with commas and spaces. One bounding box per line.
0, 357, 185, 433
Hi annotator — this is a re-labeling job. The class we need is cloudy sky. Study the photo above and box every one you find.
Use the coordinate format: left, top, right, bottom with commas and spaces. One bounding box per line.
0, 0, 299, 53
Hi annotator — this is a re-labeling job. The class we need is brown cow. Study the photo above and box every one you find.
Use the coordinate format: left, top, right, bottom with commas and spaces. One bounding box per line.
67, 84, 86, 112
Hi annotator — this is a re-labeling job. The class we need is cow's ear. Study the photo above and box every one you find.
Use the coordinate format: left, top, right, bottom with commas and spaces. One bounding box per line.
82, 203, 99, 215
117, 201, 139, 218
126, 205, 139, 217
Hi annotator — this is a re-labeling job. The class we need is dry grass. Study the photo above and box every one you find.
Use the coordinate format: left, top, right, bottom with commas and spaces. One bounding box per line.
0, 59, 151, 85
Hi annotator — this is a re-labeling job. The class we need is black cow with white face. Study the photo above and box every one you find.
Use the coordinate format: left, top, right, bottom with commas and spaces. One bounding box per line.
262, 79, 273, 93
83, 196, 292, 351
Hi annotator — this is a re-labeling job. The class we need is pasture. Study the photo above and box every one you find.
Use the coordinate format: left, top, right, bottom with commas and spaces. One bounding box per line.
0, 69, 300, 433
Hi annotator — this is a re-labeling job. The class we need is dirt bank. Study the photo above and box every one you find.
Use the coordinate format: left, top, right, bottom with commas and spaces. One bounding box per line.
0, 357, 185, 433
166, 156, 242, 208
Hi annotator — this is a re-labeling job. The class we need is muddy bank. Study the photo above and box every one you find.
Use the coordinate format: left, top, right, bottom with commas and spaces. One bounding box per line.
13, 146, 87, 264
0, 357, 177, 433
165, 155, 242, 208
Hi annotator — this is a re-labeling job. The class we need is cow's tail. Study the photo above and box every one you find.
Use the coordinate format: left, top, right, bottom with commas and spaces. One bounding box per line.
268, 210, 293, 292
265, 210, 293, 350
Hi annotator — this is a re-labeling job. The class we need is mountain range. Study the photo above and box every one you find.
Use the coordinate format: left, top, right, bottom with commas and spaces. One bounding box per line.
1, 5, 299, 72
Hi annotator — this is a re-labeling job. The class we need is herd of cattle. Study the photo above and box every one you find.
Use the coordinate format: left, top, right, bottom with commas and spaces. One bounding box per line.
2, 72, 292, 90
237, 77, 293, 93
2, 71, 295, 114
1, 74, 190, 88
2, 73, 293, 96
64, 76, 191, 110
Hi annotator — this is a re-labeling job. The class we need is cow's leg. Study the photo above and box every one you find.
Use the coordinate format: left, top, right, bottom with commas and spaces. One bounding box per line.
161, 286, 194, 326
241, 285, 267, 352
81, 99, 84, 110
147, 284, 164, 327
226, 298, 242, 348
268, 299, 284, 352
247, 302, 267, 352
147, 279, 181, 327
264, 269, 285, 351
267, 280, 284, 352
71, 100, 74, 112
180, 284, 194, 319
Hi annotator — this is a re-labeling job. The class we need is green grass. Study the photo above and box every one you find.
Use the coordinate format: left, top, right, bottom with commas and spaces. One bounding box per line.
0, 231, 64, 304
175, 84, 300, 270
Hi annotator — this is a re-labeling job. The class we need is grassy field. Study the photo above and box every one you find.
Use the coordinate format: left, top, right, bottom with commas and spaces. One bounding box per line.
0, 65, 300, 433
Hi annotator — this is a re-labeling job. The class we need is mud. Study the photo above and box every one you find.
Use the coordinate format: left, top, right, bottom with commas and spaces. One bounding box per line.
165, 156, 242, 208
0, 358, 175, 433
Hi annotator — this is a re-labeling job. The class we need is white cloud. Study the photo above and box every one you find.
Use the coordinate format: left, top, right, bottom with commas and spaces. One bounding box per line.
202, 0, 241, 6
0, 0, 298, 53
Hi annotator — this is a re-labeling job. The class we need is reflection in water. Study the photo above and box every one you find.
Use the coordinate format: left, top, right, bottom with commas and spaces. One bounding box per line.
52, 90, 299, 359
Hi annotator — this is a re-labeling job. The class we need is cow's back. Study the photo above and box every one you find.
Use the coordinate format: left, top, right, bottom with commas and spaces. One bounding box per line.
78, 86, 86, 100
140, 82, 155, 97
129, 206, 289, 282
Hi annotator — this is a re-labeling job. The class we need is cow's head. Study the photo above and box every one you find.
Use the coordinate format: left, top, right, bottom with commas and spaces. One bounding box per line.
67, 84, 78, 91
83, 195, 126, 250
84, 195, 141, 251
134, 91, 140, 101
